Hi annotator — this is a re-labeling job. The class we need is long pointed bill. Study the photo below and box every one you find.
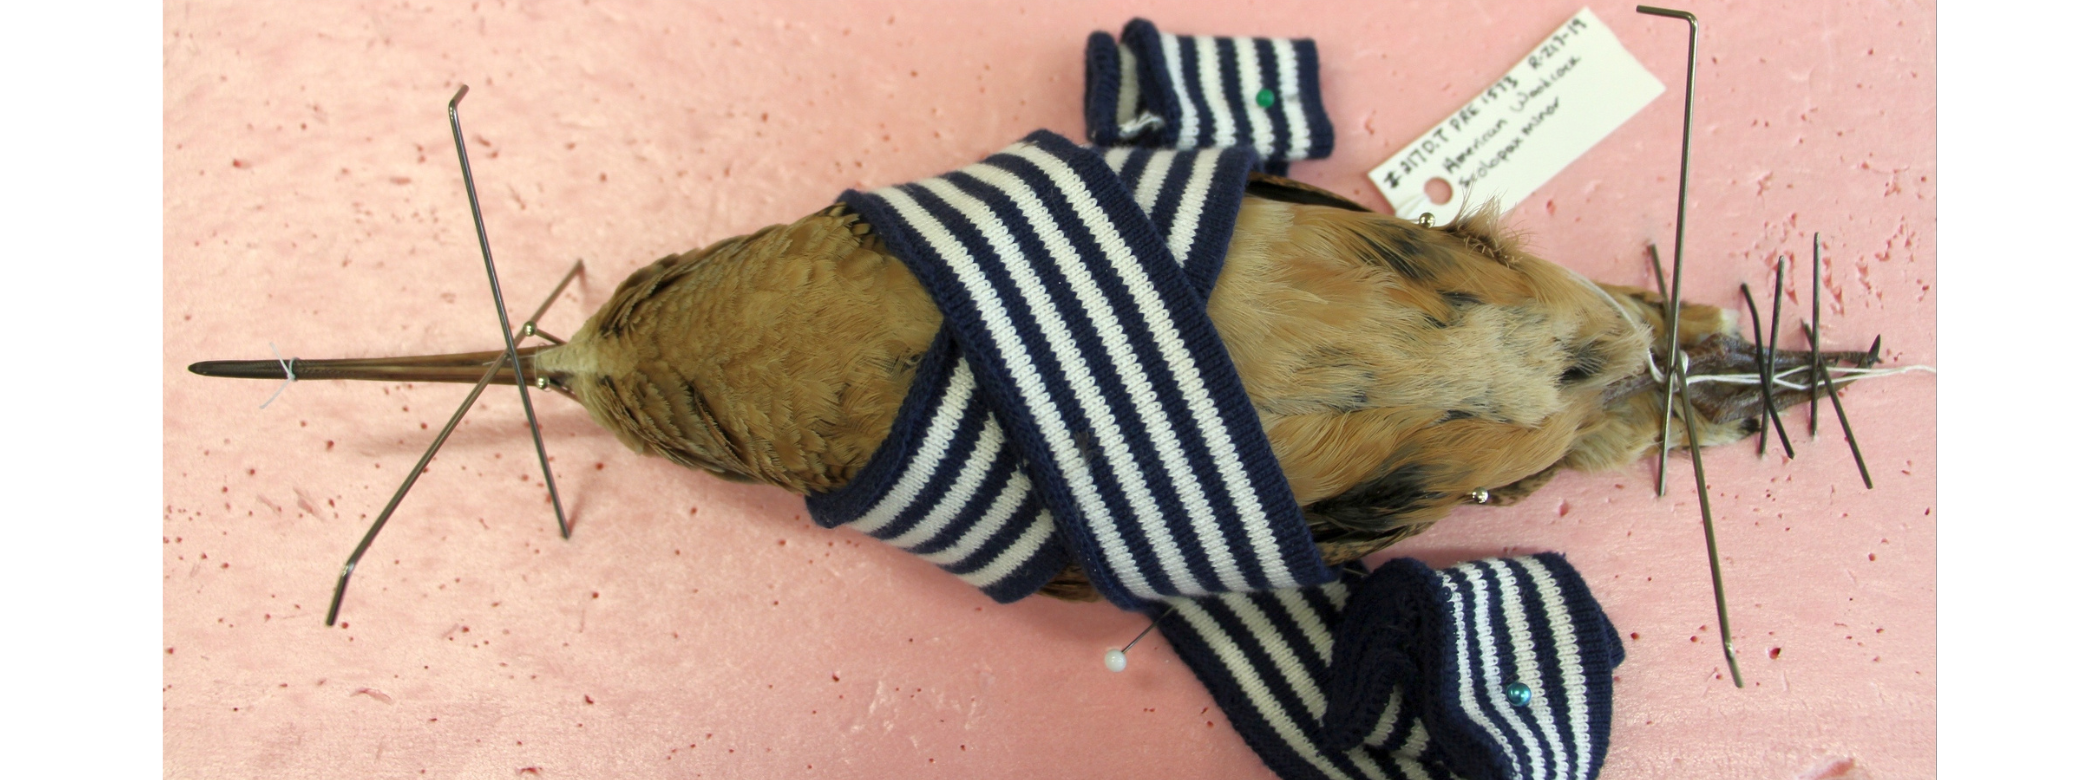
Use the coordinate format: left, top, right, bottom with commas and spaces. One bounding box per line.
188, 345, 552, 386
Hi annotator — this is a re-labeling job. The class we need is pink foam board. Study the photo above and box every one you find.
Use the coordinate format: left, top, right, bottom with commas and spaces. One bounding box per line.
164, 2, 1934, 777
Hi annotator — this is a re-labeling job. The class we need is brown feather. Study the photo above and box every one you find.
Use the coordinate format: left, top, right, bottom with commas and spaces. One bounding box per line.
535, 204, 940, 492
530, 177, 1843, 601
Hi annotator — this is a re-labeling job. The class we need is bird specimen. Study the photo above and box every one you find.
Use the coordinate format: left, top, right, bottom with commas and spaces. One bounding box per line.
191, 171, 1880, 602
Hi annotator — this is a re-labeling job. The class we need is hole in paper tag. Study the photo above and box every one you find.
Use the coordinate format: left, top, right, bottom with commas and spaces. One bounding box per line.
1425, 177, 1454, 206
1368, 7, 1664, 223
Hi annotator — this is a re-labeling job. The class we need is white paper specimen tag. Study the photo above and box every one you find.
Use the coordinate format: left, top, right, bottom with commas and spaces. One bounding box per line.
1368, 8, 1664, 222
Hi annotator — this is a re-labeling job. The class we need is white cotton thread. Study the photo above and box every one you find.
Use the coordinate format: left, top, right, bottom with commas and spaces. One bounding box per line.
1550, 259, 1668, 384
259, 342, 296, 410
1556, 261, 1937, 391
1683, 363, 1936, 392
1118, 112, 1165, 137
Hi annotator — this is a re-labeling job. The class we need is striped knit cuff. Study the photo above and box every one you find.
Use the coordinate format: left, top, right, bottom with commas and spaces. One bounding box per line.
804, 334, 1070, 603
1159, 555, 1624, 780
1085, 18, 1335, 174
1325, 555, 1622, 780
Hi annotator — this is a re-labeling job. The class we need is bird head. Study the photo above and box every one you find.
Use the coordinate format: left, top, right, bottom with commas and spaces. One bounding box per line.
189, 205, 937, 496
527, 234, 769, 486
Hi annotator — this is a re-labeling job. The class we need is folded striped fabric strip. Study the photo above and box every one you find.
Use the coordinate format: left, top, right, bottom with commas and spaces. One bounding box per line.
1161, 554, 1624, 780
805, 22, 1625, 779
1086, 18, 1336, 174
807, 131, 1334, 609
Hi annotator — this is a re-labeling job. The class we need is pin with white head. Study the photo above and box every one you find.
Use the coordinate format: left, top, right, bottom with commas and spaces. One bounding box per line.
1103, 607, 1173, 672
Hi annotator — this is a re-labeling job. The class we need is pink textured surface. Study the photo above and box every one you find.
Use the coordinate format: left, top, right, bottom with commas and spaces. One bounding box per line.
163, 2, 1935, 778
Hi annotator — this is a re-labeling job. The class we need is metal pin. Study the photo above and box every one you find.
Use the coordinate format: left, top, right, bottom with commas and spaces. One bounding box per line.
1738, 278, 1795, 459
324, 259, 586, 627
1104, 606, 1176, 672
1645, 243, 1668, 298
1121, 612, 1167, 653
1418, 212, 1436, 227
522, 320, 568, 346
1740, 284, 1770, 455
1767, 254, 1788, 450
1671, 351, 1743, 688
1640, 5, 1698, 499
1642, 5, 1740, 687
1816, 360, 1873, 489
1802, 321, 1874, 490
324, 89, 584, 627
1118, 111, 1165, 137
1807, 234, 1824, 438
450, 86, 570, 541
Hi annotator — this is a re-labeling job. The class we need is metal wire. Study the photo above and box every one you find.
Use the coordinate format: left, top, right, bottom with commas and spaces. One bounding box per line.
324, 260, 585, 626
1121, 607, 1174, 654
1639, 5, 1698, 498
1740, 270, 1796, 458
449, 86, 571, 541
1766, 255, 1794, 458
1640, 5, 1742, 688
1808, 234, 1824, 438
1816, 359, 1873, 489
1670, 352, 1742, 687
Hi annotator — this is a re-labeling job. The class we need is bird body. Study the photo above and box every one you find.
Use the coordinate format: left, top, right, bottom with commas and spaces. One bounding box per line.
195, 174, 1865, 599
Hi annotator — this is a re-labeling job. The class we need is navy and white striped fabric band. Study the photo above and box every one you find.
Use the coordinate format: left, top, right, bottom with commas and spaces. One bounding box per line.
800, 26, 1625, 779
811, 131, 1332, 610
1086, 18, 1336, 174
1160, 554, 1624, 780
802, 331, 1064, 603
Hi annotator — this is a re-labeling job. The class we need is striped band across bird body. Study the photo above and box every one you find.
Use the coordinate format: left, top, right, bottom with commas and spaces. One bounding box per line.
801, 21, 1627, 779
806, 131, 1334, 610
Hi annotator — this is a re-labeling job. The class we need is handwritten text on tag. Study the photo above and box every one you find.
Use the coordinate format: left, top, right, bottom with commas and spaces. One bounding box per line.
1368, 8, 1663, 223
